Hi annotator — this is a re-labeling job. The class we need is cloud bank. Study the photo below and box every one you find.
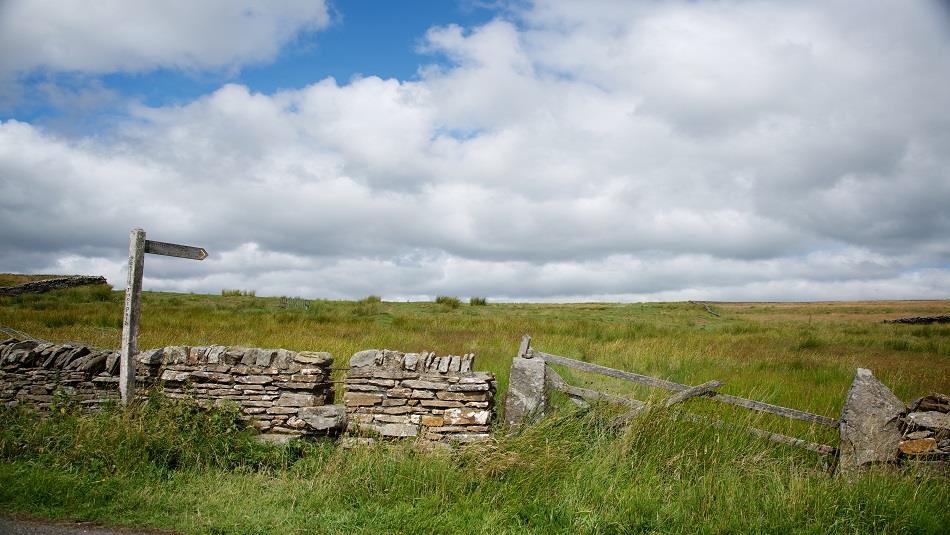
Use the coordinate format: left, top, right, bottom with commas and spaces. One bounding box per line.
1, 0, 949, 301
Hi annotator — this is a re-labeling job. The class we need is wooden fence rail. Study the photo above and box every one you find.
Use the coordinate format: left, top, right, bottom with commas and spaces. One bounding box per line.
516, 335, 838, 457
533, 349, 837, 428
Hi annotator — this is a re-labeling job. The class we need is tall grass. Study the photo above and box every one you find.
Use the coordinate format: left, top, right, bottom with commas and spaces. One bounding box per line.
1, 289, 949, 532
469, 296, 488, 306
0, 402, 946, 534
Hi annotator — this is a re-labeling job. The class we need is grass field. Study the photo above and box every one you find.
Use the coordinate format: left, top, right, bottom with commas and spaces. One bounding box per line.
1, 285, 949, 533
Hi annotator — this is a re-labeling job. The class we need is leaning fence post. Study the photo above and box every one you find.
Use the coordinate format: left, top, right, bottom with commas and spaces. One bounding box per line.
504, 334, 548, 427
119, 228, 146, 405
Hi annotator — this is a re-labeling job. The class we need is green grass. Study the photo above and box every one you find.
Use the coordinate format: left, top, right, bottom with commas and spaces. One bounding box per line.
1, 290, 949, 533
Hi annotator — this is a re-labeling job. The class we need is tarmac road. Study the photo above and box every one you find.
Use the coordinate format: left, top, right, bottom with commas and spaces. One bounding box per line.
0, 517, 180, 535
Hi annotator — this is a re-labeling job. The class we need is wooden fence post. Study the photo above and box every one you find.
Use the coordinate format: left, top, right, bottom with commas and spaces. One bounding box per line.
119, 228, 146, 405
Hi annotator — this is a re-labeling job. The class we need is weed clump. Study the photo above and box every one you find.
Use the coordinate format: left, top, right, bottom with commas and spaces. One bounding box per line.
469, 296, 488, 306
435, 295, 461, 309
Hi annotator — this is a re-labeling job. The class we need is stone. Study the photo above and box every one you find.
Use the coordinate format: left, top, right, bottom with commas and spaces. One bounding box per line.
382, 406, 412, 415
382, 398, 407, 407
838, 368, 905, 474
296, 351, 333, 366
378, 423, 418, 437
448, 382, 490, 392
503, 356, 547, 428
403, 353, 419, 371
136, 348, 164, 365
79, 353, 107, 374
236, 375, 273, 385
189, 371, 233, 383
348, 384, 386, 392
410, 389, 435, 399
448, 356, 461, 373
387, 388, 412, 398
276, 393, 320, 407
254, 349, 275, 367
347, 368, 413, 380
344, 392, 383, 406
443, 408, 491, 425
267, 406, 300, 415
205, 346, 226, 365
402, 380, 449, 390
350, 350, 380, 368
908, 394, 950, 413
166, 346, 189, 365
105, 352, 120, 375
438, 357, 450, 373
906, 430, 933, 440
160, 370, 190, 382
459, 373, 494, 383
420, 415, 444, 427
419, 399, 463, 408
188, 347, 206, 365
298, 405, 347, 432
374, 414, 411, 424
905, 411, 950, 431
899, 438, 938, 455
437, 391, 489, 402
283, 382, 320, 390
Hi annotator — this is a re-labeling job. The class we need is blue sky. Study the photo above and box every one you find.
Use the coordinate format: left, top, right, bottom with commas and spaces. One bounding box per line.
4, 1, 501, 128
1, 0, 948, 301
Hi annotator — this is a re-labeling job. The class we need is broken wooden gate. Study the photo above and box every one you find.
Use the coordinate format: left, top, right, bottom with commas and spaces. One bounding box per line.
504, 335, 837, 456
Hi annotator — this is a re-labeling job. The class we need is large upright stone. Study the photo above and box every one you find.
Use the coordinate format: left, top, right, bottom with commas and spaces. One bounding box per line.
349, 350, 380, 368
298, 405, 347, 433
503, 356, 547, 428
838, 368, 905, 475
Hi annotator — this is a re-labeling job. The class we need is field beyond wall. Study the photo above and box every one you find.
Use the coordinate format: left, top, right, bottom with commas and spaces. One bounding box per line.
1, 286, 948, 533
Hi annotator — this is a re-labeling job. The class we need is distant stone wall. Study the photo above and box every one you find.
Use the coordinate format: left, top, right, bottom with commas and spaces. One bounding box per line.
0, 338, 341, 440
344, 350, 496, 443
0, 275, 108, 296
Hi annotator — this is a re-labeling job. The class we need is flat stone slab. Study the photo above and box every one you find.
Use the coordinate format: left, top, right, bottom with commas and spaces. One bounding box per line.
905, 411, 950, 431
838, 368, 904, 474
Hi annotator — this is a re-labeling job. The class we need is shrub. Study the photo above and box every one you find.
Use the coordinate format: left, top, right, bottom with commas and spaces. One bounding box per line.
221, 289, 255, 297
435, 295, 461, 309
360, 295, 382, 304
469, 296, 488, 306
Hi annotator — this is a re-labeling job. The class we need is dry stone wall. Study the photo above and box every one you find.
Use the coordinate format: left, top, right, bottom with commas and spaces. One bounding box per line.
0, 275, 108, 296
0, 337, 341, 441
344, 349, 496, 443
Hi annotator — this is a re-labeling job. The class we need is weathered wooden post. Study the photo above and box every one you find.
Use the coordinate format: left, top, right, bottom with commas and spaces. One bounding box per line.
119, 229, 146, 404
119, 228, 207, 405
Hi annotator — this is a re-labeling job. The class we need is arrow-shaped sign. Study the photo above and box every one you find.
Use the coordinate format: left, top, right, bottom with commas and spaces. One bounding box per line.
144, 240, 208, 260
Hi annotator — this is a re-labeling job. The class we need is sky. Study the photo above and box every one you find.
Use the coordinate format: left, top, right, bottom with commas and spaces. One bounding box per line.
1, 0, 949, 302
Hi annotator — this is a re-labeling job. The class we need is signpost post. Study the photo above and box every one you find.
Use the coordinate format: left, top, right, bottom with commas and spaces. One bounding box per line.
119, 228, 207, 405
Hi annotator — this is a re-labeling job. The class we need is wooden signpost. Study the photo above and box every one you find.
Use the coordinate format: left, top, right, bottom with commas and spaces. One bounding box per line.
120, 228, 207, 404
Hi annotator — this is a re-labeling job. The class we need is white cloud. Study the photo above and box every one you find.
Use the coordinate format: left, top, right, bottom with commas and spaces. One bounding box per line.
0, 0, 330, 75
1, 0, 949, 301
